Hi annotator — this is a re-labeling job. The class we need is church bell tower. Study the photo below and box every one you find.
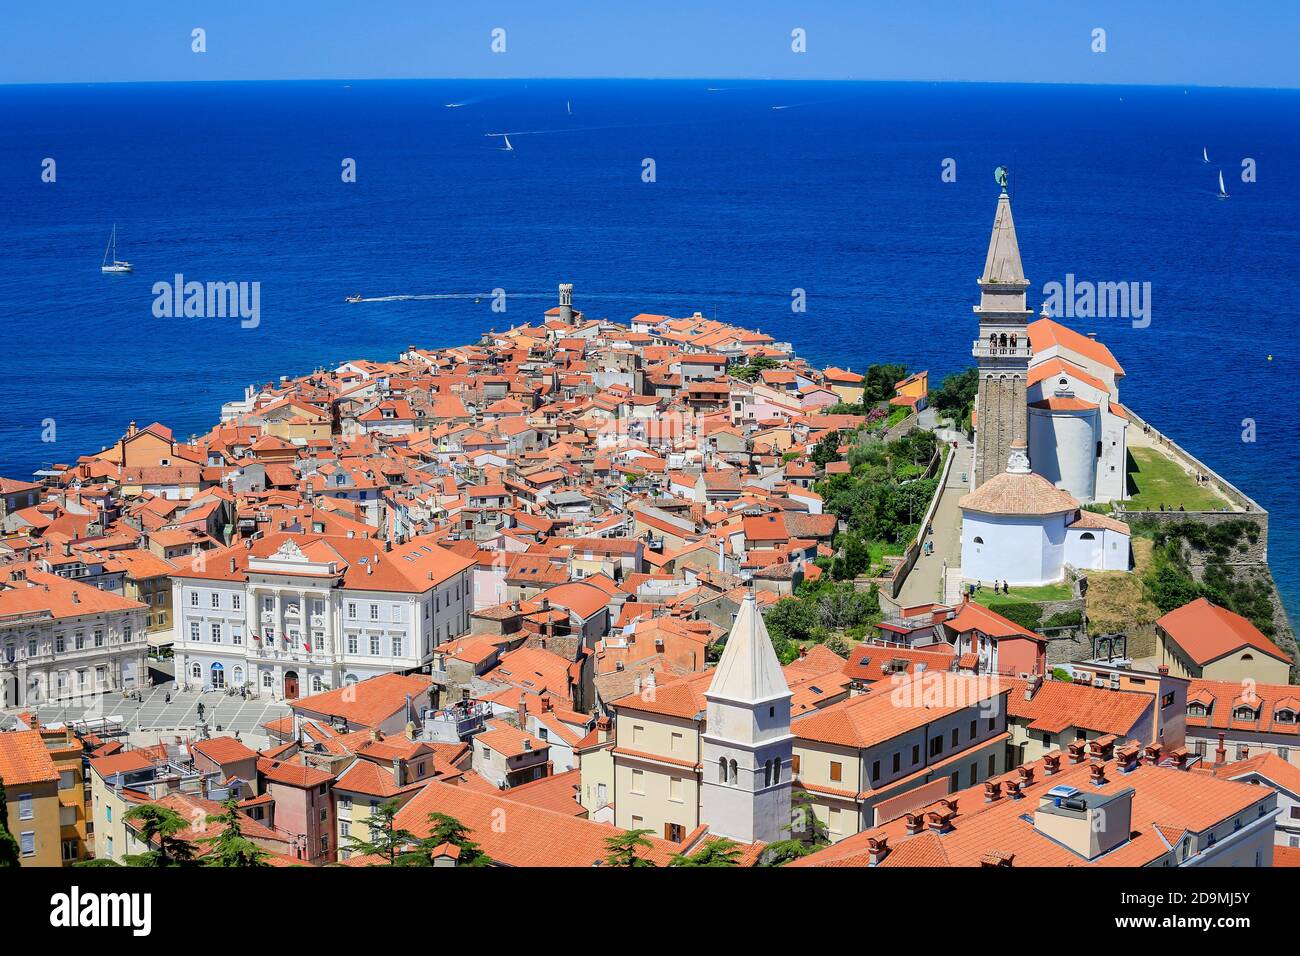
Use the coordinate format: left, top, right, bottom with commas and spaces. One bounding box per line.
700, 590, 793, 844
972, 172, 1033, 489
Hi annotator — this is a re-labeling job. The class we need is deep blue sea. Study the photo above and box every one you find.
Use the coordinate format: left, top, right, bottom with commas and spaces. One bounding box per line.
1, 79, 1297, 618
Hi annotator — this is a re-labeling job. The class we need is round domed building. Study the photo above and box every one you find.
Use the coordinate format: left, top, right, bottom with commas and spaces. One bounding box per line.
959, 441, 1130, 586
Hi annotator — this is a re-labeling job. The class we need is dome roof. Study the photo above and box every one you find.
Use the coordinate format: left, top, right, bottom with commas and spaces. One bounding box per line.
959, 470, 1079, 517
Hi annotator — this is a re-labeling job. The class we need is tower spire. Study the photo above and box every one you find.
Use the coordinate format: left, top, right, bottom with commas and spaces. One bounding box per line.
699, 590, 793, 844
972, 173, 1033, 490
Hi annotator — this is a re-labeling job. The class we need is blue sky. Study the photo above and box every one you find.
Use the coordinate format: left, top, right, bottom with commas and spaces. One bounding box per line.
3, 1, 1298, 87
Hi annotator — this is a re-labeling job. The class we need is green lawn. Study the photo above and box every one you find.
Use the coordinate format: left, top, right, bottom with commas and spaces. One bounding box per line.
972, 581, 1073, 607
1124, 447, 1229, 512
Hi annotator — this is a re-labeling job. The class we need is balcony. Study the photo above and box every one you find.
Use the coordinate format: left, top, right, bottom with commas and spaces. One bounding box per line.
971, 340, 1033, 360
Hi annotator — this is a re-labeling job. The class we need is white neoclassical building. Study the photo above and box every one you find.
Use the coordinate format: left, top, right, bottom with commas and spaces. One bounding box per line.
171, 532, 475, 700
0, 568, 148, 708
960, 443, 1130, 587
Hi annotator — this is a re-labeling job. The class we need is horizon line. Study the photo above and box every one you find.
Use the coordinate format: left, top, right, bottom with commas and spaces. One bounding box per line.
3, 76, 1299, 92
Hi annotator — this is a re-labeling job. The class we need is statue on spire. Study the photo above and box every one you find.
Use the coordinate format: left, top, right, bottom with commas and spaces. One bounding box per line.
995, 165, 1009, 191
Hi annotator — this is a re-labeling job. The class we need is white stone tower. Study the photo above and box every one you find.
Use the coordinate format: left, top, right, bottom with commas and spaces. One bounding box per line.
972, 179, 1033, 489
558, 282, 574, 324
699, 590, 793, 844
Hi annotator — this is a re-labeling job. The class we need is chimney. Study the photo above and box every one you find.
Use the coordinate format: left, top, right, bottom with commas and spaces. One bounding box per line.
1088, 761, 1108, 787
983, 781, 1002, 803
1016, 766, 1034, 788
1042, 753, 1061, 776
1116, 744, 1141, 772
1004, 779, 1023, 800
1142, 744, 1162, 766
1068, 739, 1088, 764
1168, 747, 1189, 770
1215, 732, 1227, 766
1023, 674, 1042, 701
980, 851, 1015, 868
926, 809, 954, 833
405, 721, 416, 741
229, 557, 236, 573
904, 813, 925, 836
517, 693, 527, 726
369, 728, 381, 743
523, 738, 532, 752
866, 837, 889, 865
71, 591, 80, 605
1157, 664, 1169, 675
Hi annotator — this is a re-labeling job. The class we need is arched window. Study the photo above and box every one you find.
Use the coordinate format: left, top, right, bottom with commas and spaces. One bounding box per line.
729, 759, 738, 784
719, 757, 728, 783
262, 671, 273, 688
190, 662, 202, 680
1079, 532, 1096, 541
1240, 654, 1254, 661
773, 758, 781, 783
345, 673, 359, 686
764, 760, 773, 787
312, 675, 324, 693
233, 666, 244, 686
973, 536, 984, 545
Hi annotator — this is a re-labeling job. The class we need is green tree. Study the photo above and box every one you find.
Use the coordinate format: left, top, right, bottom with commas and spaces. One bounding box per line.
199, 798, 269, 867
932, 367, 979, 421
340, 798, 418, 865
810, 430, 842, 469
0, 778, 20, 868
762, 791, 831, 866
862, 363, 909, 404
405, 812, 491, 867
670, 838, 741, 867
603, 828, 657, 867
121, 804, 197, 867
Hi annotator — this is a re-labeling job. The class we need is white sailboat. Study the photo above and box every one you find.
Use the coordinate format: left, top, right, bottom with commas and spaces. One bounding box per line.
101, 225, 132, 274
1217, 169, 1229, 199
566, 100, 572, 115
1202, 147, 1210, 163
501, 134, 514, 152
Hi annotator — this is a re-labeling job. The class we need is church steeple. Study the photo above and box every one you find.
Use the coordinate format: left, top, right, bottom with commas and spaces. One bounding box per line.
699, 590, 793, 844
972, 176, 1033, 490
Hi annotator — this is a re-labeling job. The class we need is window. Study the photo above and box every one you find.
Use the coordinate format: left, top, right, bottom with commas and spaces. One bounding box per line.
632, 724, 644, 744
20, 831, 35, 857
951, 727, 959, 748
665, 822, 685, 843
829, 761, 843, 782
264, 596, 274, 612
232, 627, 243, 646
211, 593, 220, 609
930, 735, 943, 757
392, 605, 402, 623
18, 794, 33, 820
670, 732, 682, 753
232, 593, 241, 611
631, 769, 645, 794
989, 754, 997, 776
791, 754, 800, 775
718, 757, 728, 782
123, 624, 133, 643
211, 623, 222, 643
262, 672, 273, 688
912, 744, 920, 765
190, 622, 200, 642
190, 662, 202, 680
347, 602, 357, 619
669, 776, 682, 802
892, 752, 901, 773
969, 719, 977, 740
369, 604, 379, 621
191, 591, 199, 607
55, 635, 64, 653
369, 635, 380, 656
391, 636, 403, 657
347, 634, 358, 654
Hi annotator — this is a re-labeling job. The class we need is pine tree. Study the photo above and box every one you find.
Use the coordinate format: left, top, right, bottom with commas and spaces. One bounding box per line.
121, 804, 197, 867
340, 797, 417, 865
603, 828, 656, 867
0, 778, 20, 867
199, 798, 270, 867
669, 837, 740, 867
403, 812, 491, 867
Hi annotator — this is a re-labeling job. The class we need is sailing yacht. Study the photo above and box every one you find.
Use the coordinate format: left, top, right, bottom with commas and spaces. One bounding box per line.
1202, 147, 1210, 163
1217, 170, 1229, 199
566, 100, 572, 115
501, 134, 514, 152
101, 225, 132, 274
